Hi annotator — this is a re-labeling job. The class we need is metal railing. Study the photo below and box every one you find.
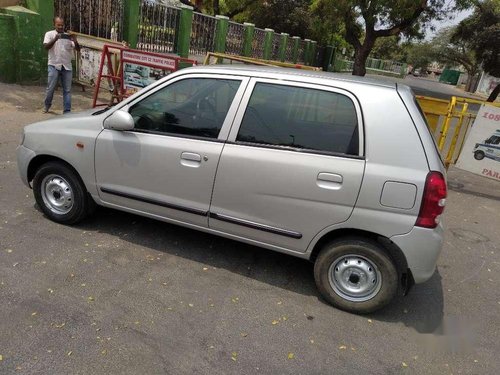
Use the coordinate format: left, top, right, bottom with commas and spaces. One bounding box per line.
54, 0, 124, 41
137, 2, 180, 53
271, 32, 281, 61
297, 40, 306, 64
365, 57, 404, 74
284, 38, 295, 63
226, 21, 245, 56
189, 12, 217, 56
252, 27, 266, 59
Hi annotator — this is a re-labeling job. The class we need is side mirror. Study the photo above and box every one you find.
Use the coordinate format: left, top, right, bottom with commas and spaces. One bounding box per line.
103, 110, 135, 131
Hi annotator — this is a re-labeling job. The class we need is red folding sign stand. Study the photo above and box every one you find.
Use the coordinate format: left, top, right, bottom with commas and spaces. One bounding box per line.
92, 44, 196, 108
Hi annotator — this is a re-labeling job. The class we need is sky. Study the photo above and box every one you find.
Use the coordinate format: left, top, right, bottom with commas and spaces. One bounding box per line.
426, 7, 474, 39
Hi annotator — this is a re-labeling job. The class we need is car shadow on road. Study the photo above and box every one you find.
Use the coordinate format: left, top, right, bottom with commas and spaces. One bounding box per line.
368, 270, 444, 334
76, 207, 444, 332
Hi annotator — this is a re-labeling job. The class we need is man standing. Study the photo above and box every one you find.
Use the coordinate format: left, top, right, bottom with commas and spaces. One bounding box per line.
43, 17, 80, 114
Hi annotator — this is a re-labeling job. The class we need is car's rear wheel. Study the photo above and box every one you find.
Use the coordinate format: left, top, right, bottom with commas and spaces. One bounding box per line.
314, 237, 399, 314
33, 161, 93, 225
474, 150, 485, 160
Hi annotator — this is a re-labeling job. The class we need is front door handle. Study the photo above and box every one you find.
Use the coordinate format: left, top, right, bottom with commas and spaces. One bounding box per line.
317, 172, 343, 190
181, 152, 202, 168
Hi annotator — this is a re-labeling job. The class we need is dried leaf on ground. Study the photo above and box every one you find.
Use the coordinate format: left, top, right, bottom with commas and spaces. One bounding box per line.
288, 353, 295, 359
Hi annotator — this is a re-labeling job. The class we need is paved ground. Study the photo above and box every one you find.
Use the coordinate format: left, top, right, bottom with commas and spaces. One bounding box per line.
0, 82, 499, 374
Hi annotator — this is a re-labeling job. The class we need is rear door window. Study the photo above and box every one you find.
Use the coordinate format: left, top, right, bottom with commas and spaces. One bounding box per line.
236, 83, 359, 156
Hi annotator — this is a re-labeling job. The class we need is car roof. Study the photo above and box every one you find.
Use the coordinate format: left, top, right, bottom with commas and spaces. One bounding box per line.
182, 64, 397, 89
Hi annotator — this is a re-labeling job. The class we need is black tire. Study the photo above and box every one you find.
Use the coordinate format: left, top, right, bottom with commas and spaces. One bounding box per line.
314, 237, 399, 314
32, 161, 92, 225
474, 151, 485, 160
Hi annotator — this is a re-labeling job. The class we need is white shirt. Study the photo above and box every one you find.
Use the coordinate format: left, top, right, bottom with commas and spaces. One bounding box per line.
43, 30, 75, 70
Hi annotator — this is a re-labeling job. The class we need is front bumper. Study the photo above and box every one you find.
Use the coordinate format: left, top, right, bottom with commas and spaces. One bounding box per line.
16, 145, 36, 188
390, 223, 444, 284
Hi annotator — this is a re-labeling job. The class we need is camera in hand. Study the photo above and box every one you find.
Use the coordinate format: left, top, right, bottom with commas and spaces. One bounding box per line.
59, 32, 71, 40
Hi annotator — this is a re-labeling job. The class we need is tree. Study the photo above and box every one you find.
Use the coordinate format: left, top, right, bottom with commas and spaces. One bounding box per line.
370, 36, 407, 61
406, 42, 434, 73
431, 27, 480, 91
312, 0, 473, 76
453, 0, 500, 101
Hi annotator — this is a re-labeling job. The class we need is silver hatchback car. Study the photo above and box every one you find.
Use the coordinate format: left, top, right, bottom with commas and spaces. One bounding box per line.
17, 66, 447, 314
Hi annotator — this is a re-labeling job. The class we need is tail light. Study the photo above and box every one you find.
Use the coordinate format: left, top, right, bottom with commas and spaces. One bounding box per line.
416, 171, 447, 228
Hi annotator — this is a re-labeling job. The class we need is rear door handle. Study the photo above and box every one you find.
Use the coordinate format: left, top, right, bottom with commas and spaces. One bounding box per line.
181, 152, 202, 167
317, 172, 343, 190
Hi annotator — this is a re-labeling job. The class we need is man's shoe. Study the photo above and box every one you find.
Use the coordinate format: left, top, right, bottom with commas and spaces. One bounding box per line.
42, 108, 49, 113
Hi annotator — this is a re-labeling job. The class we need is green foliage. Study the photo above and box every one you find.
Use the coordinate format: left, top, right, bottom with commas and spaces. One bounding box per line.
430, 27, 479, 75
232, 0, 315, 39
406, 42, 434, 71
453, 0, 500, 77
311, 0, 475, 75
370, 36, 408, 61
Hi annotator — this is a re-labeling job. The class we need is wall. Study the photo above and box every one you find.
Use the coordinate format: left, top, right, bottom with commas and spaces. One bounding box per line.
0, 6, 42, 83
0, 13, 16, 83
0, 1, 54, 85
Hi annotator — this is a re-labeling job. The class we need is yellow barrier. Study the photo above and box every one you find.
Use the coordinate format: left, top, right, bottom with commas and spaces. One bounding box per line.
416, 95, 499, 167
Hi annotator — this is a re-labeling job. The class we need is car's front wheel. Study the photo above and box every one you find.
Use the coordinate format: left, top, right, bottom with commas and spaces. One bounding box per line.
474, 150, 485, 160
314, 237, 399, 314
33, 161, 93, 225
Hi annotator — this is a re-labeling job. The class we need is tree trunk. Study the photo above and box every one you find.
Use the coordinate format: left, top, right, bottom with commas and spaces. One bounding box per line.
213, 0, 220, 15
465, 73, 478, 93
352, 37, 375, 76
487, 82, 500, 102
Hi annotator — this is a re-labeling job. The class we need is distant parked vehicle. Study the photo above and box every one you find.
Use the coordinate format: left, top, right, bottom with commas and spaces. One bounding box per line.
474, 129, 500, 161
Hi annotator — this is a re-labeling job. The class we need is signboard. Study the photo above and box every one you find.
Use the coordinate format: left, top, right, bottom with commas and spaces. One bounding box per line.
121, 50, 180, 95
455, 105, 500, 182
74, 33, 123, 86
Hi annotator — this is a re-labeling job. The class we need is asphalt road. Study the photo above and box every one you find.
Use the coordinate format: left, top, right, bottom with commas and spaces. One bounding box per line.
0, 82, 499, 374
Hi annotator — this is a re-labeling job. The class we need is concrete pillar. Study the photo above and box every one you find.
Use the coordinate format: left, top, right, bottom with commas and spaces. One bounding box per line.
322, 45, 335, 71
278, 33, 288, 62
25, 0, 52, 32
123, 0, 140, 48
263, 28, 274, 60
176, 4, 193, 58
242, 22, 254, 57
310, 40, 317, 66
25, 0, 53, 80
214, 15, 229, 53
304, 39, 311, 65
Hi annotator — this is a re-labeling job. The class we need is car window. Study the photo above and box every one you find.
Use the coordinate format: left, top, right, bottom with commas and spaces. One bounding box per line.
487, 135, 500, 145
236, 83, 359, 155
129, 78, 241, 139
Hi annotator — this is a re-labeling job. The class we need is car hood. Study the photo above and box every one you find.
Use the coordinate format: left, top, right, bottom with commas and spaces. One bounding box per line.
24, 107, 109, 133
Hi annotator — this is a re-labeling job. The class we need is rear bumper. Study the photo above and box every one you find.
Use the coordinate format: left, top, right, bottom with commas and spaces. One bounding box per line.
16, 145, 36, 188
390, 223, 444, 284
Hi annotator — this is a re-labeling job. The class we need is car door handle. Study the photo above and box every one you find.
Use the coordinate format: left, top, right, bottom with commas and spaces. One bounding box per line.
180, 152, 202, 168
317, 172, 343, 190
181, 152, 201, 162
